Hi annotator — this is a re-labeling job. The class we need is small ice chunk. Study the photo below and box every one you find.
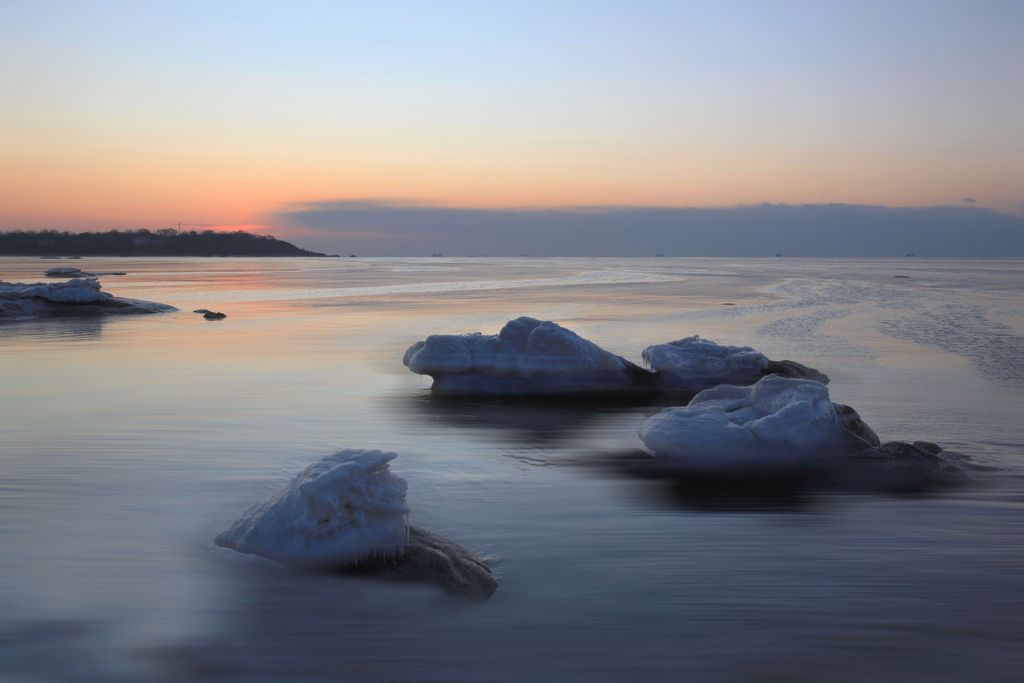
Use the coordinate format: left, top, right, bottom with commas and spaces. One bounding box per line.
639, 375, 876, 470
45, 266, 88, 278
404, 316, 651, 394
642, 335, 769, 391
215, 450, 410, 567
44, 267, 126, 278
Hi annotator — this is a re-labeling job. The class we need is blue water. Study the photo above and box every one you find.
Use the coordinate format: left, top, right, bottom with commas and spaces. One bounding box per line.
1, 256, 1022, 681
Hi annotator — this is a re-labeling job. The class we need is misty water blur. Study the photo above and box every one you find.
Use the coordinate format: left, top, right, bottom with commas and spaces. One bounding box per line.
1, 256, 1023, 682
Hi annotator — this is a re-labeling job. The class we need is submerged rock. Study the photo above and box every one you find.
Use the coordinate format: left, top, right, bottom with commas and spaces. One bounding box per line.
353, 526, 498, 601
215, 450, 497, 599
193, 309, 212, 315
838, 441, 971, 491
762, 359, 830, 384
404, 316, 655, 395
639, 375, 878, 471
0, 278, 175, 319
203, 311, 227, 320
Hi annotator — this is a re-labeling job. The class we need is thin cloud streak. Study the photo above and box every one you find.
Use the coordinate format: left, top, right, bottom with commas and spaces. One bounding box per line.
268, 201, 1024, 257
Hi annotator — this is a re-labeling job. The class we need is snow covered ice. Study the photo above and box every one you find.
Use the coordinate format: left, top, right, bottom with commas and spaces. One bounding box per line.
44, 266, 126, 278
0, 278, 175, 318
215, 449, 499, 598
642, 335, 770, 392
215, 449, 410, 567
404, 317, 830, 396
403, 316, 654, 395
639, 375, 878, 470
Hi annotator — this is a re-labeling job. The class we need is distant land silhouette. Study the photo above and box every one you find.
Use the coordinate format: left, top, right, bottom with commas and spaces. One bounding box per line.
0, 229, 329, 257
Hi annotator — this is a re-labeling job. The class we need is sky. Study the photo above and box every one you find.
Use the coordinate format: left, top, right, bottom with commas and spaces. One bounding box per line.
1, 1, 1022, 252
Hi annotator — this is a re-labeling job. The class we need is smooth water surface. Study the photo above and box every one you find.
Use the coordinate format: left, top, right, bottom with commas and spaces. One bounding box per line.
1, 256, 1023, 682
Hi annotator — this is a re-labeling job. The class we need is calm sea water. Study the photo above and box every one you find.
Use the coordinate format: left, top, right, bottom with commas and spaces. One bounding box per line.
1, 256, 1023, 682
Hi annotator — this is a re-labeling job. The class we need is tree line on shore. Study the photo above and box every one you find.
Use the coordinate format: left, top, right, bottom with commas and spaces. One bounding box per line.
0, 229, 329, 257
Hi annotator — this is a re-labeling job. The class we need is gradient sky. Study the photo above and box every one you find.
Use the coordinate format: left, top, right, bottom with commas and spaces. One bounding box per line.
1, 0, 1022, 235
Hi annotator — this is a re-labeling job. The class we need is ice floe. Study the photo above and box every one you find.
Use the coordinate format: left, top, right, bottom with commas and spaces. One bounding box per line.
215, 450, 410, 567
0, 278, 175, 318
641, 335, 770, 392
403, 316, 656, 395
638, 375, 878, 470
405, 317, 828, 396
45, 266, 126, 278
215, 449, 498, 599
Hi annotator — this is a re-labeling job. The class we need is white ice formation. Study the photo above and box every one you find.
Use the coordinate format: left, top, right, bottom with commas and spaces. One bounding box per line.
641, 335, 769, 392
639, 375, 875, 470
403, 316, 652, 395
404, 318, 829, 396
215, 450, 410, 567
0, 278, 174, 318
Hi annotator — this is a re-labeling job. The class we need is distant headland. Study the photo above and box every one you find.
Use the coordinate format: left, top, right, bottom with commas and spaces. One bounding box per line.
0, 229, 332, 257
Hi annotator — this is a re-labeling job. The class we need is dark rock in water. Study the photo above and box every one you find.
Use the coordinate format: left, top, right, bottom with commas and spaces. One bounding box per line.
203, 311, 227, 320
763, 359, 830, 385
351, 526, 497, 601
893, 275, 911, 278
193, 309, 212, 314
620, 358, 662, 391
835, 403, 881, 448
721, 302, 736, 306
840, 441, 970, 491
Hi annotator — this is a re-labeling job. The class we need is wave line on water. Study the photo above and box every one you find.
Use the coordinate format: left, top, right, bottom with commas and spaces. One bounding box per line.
203, 270, 684, 303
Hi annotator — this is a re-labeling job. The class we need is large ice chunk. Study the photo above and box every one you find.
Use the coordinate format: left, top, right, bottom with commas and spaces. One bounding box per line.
642, 335, 770, 391
215, 450, 410, 567
0, 278, 174, 318
639, 375, 877, 470
403, 316, 654, 395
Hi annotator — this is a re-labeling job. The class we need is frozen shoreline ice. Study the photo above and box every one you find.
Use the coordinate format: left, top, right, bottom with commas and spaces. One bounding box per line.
0, 278, 175, 318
